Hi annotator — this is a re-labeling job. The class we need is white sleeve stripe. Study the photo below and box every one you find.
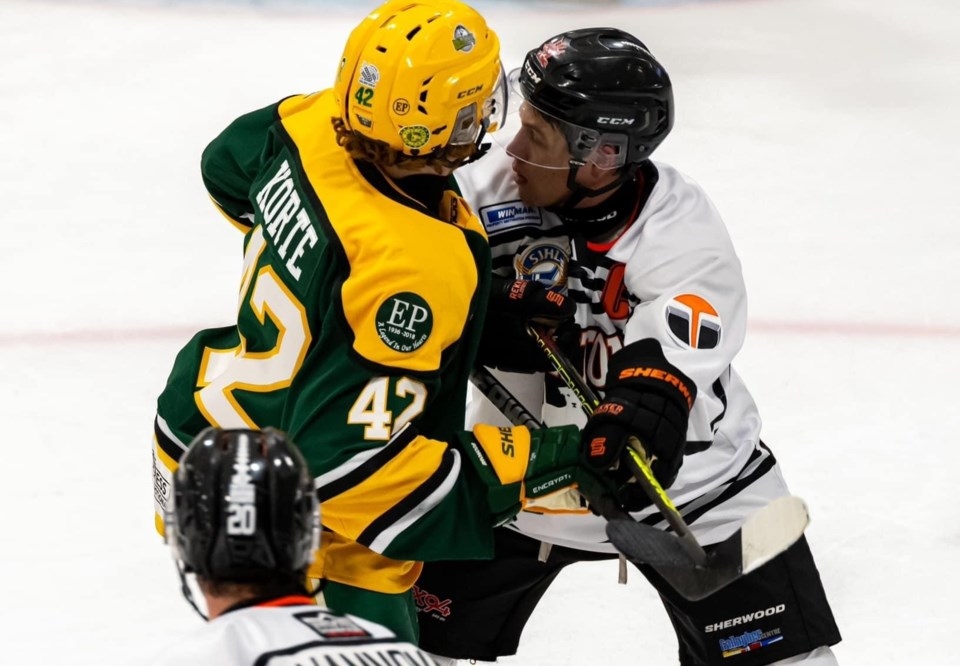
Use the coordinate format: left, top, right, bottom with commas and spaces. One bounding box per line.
155, 414, 188, 453
313, 440, 392, 490
366, 450, 461, 553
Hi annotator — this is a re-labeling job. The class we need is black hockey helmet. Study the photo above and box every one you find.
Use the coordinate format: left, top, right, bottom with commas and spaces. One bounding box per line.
515, 27, 673, 168
166, 427, 319, 584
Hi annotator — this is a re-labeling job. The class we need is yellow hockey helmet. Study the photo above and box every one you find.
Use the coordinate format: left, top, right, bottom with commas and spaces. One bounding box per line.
335, 0, 505, 156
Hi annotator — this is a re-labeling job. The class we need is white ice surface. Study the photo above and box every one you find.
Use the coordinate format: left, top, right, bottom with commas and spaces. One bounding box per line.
1, 0, 958, 663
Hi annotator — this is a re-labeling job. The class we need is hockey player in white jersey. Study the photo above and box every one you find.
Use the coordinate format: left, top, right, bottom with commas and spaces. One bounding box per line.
415, 28, 841, 665
153, 427, 437, 665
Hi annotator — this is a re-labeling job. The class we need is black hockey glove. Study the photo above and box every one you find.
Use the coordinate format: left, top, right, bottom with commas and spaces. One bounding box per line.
476, 276, 576, 373
581, 339, 697, 500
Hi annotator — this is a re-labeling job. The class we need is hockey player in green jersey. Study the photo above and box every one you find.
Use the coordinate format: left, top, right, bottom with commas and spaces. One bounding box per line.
151, 0, 621, 644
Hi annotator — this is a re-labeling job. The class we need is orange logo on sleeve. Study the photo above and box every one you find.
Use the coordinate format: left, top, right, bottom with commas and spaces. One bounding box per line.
664, 294, 721, 350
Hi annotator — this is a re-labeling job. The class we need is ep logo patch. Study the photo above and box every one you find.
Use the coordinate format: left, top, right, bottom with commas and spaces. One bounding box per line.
375, 292, 433, 352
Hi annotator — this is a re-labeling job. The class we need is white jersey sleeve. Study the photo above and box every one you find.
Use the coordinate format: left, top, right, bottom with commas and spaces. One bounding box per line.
611, 162, 752, 447
149, 605, 437, 666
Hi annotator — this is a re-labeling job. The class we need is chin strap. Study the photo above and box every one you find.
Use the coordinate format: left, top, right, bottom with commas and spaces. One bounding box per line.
561, 161, 638, 209
464, 123, 491, 165
175, 559, 209, 621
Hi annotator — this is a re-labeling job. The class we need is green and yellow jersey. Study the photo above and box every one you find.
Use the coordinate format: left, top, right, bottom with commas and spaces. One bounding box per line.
152, 90, 495, 595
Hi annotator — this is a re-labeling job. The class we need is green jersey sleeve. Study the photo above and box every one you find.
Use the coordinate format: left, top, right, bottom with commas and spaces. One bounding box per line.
200, 100, 284, 229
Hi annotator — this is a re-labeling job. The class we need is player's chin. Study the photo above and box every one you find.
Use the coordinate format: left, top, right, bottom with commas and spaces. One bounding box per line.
515, 181, 541, 206
518, 185, 559, 209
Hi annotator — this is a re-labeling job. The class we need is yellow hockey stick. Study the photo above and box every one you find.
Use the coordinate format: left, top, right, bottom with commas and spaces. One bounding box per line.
526, 323, 709, 565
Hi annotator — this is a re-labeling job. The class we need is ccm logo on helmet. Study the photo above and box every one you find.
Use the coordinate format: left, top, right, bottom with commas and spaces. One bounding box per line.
457, 84, 484, 99
598, 117, 635, 126
523, 60, 542, 84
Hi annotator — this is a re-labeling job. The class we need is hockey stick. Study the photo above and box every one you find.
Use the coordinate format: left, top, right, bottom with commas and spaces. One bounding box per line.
524, 324, 707, 563
524, 324, 811, 600
470, 363, 810, 599
467, 365, 543, 431
468, 366, 635, 524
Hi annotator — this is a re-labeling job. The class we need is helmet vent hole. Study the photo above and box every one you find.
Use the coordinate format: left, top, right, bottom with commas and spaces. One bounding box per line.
418, 80, 430, 111
433, 125, 446, 135
418, 105, 428, 115
375, 45, 387, 53
406, 26, 422, 40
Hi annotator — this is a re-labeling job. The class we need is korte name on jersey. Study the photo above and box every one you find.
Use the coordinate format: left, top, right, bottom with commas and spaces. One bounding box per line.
255, 159, 319, 281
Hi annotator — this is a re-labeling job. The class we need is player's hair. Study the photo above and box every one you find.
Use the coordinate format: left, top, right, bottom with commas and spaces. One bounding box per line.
195, 575, 299, 600
331, 116, 479, 172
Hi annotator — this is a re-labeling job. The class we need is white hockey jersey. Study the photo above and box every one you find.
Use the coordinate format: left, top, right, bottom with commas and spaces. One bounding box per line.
150, 601, 437, 666
458, 142, 780, 553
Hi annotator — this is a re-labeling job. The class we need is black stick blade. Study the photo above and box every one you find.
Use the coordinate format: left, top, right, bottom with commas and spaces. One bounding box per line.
606, 496, 810, 601
605, 520, 702, 568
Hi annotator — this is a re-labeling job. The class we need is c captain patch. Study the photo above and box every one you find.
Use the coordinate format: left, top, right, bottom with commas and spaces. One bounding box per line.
376, 292, 433, 352
665, 294, 721, 349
